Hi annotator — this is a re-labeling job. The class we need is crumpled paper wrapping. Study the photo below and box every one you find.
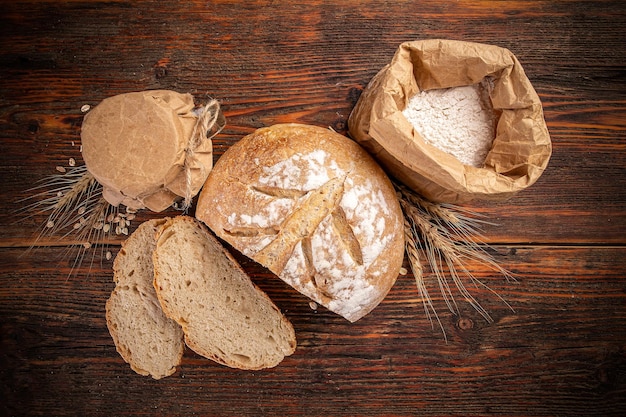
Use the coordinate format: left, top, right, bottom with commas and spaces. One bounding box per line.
81, 90, 218, 212
348, 39, 552, 203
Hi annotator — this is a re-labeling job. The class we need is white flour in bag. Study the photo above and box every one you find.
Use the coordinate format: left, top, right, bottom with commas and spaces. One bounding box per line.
402, 81, 497, 167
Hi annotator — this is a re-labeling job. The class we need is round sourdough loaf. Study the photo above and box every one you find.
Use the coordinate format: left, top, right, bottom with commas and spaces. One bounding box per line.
196, 123, 404, 322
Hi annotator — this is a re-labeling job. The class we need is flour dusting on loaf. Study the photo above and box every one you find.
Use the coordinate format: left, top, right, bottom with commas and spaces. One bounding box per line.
196, 123, 405, 322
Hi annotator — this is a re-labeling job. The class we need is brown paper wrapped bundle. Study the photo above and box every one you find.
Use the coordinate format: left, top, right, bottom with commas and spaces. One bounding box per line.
82, 90, 223, 212
348, 39, 552, 203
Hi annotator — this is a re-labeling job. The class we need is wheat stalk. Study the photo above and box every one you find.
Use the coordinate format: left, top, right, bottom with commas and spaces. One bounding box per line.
404, 218, 448, 341
396, 183, 515, 338
18, 164, 136, 277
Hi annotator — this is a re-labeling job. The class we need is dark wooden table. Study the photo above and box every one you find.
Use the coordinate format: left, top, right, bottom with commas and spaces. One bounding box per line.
1, 1, 625, 416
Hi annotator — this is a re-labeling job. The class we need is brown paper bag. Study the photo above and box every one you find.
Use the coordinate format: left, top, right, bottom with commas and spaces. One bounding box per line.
348, 39, 552, 203
81, 90, 223, 212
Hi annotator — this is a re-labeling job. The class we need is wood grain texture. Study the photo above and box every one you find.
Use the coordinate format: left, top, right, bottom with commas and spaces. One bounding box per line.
1, 1, 625, 416
1, 246, 625, 416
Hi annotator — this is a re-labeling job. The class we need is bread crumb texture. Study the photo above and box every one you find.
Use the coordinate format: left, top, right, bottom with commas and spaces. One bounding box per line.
197, 124, 405, 322
106, 218, 184, 380
153, 216, 296, 370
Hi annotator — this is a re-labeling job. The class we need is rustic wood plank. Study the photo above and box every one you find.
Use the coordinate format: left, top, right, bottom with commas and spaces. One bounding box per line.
1, 245, 624, 416
1, 1, 625, 416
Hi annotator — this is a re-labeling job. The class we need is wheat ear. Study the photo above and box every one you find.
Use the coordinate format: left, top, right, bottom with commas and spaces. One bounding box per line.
18, 164, 136, 278
396, 183, 515, 332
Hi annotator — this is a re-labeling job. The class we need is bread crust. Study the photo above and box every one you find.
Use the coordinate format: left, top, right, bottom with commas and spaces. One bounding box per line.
196, 123, 404, 322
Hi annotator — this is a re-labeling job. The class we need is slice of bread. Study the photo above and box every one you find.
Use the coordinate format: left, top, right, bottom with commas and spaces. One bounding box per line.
106, 218, 185, 380
153, 216, 296, 370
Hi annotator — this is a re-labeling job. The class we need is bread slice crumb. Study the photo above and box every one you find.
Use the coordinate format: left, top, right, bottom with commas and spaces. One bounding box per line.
153, 216, 296, 370
106, 218, 184, 380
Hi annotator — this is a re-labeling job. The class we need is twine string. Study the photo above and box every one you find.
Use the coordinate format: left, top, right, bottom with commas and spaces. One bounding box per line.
183, 99, 225, 211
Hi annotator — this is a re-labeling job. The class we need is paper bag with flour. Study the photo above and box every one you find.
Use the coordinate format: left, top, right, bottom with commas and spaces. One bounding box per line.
348, 39, 552, 204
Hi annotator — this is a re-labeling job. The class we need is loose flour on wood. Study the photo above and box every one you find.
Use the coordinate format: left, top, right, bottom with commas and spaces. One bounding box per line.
402, 81, 497, 167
